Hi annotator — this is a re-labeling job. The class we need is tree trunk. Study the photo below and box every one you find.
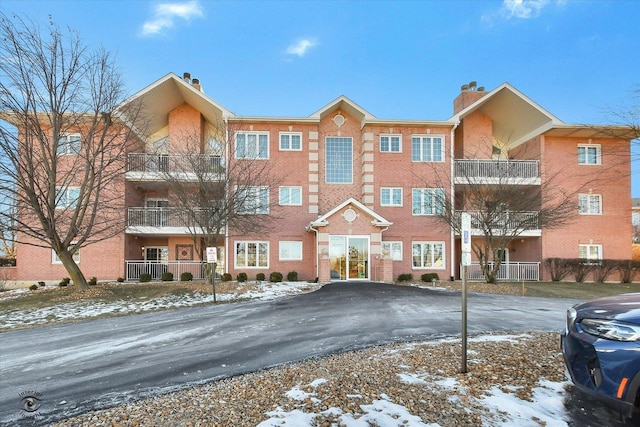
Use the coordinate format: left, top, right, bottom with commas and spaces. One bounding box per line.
57, 250, 88, 290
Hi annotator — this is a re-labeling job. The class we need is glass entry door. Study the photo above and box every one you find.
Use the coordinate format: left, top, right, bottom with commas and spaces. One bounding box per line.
329, 236, 369, 280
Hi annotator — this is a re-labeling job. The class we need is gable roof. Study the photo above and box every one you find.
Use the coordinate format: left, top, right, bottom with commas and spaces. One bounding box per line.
450, 83, 564, 147
123, 73, 234, 137
308, 198, 393, 228
309, 96, 376, 124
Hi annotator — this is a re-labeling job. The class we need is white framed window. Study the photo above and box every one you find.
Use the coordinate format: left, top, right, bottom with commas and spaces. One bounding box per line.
279, 132, 302, 151
57, 133, 81, 155
381, 242, 403, 261
578, 194, 602, 215
235, 241, 269, 268
279, 186, 302, 206
578, 144, 601, 165
52, 244, 80, 264
237, 186, 269, 214
380, 135, 401, 153
235, 132, 269, 159
56, 186, 80, 209
279, 241, 303, 261
412, 188, 445, 215
325, 137, 353, 183
411, 135, 444, 162
381, 187, 403, 207
633, 212, 640, 226
412, 242, 445, 269
579, 244, 602, 261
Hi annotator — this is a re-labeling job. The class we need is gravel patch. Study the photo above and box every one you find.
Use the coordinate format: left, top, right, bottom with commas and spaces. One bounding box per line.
53, 332, 568, 427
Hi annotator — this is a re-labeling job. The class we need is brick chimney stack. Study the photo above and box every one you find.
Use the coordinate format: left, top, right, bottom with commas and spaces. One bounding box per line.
453, 81, 487, 114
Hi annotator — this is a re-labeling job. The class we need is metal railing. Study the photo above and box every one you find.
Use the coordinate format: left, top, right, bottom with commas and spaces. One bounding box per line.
454, 211, 539, 230
127, 153, 224, 174
125, 261, 214, 281
127, 207, 212, 228
455, 159, 539, 180
465, 262, 540, 281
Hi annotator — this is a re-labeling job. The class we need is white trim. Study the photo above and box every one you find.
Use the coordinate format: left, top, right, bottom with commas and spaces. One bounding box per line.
279, 186, 303, 206
234, 241, 270, 269
578, 144, 602, 165
380, 187, 403, 207
379, 134, 402, 153
279, 241, 303, 261
279, 132, 303, 151
411, 241, 446, 270
411, 134, 445, 163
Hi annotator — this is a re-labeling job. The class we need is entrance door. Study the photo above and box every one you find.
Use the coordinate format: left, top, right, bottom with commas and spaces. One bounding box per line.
329, 236, 369, 280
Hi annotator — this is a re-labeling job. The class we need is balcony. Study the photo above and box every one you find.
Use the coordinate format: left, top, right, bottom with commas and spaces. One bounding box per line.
455, 210, 541, 236
126, 207, 215, 235
126, 153, 224, 188
454, 159, 539, 185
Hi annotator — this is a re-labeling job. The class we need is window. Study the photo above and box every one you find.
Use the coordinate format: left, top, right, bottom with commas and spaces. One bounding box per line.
579, 244, 602, 261
325, 137, 353, 183
235, 241, 269, 268
381, 242, 403, 261
280, 133, 302, 151
578, 194, 602, 215
412, 188, 445, 215
381, 188, 403, 207
56, 186, 80, 209
279, 187, 302, 206
237, 186, 269, 214
578, 145, 601, 165
411, 135, 444, 162
57, 133, 81, 155
279, 241, 303, 261
235, 132, 269, 159
380, 135, 401, 153
52, 244, 80, 264
633, 212, 640, 226
412, 242, 445, 269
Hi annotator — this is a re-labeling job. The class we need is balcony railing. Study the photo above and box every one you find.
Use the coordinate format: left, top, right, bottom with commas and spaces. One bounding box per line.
127, 153, 224, 175
455, 210, 539, 231
455, 159, 539, 182
124, 261, 208, 281
464, 262, 540, 281
127, 207, 212, 228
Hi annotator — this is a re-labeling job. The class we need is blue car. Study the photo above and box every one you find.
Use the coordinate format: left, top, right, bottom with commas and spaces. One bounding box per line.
561, 292, 640, 419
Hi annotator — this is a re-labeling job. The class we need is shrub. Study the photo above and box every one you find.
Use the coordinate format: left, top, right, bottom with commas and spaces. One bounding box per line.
221, 273, 233, 282
38, 281, 45, 287
161, 272, 174, 281
237, 272, 248, 282
593, 259, 617, 283
616, 259, 640, 284
544, 258, 572, 282
397, 273, 413, 282
270, 271, 283, 282
59, 277, 71, 287
180, 272, 193, 282
117, 277, 125, 282
139, 273, 152, 283
286, 271, 298, 281
29, 284, 38, 291
256, 273, 266, 281
88, 277, 97, 286
421, 273, 439, 282
568, 259, 594, 283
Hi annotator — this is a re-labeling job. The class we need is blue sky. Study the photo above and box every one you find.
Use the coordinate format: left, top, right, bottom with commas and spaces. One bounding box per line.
2, 0, 639, 191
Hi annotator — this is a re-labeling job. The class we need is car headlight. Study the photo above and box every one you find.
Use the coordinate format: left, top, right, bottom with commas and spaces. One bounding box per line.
580, 318, 640, 342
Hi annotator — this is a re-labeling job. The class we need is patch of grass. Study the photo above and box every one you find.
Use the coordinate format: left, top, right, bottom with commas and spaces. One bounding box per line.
517, 281, 640, 299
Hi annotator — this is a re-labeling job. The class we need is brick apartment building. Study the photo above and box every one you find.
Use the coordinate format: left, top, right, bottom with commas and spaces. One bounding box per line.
12, 73, 634, 284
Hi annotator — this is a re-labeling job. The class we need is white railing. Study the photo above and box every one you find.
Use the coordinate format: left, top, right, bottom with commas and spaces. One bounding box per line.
455, 159, 539, 180
127, 208, 211, 228
127, 153, 224, 174
125, 261, 213, 281
454, 211, 539, 230
464, 262, 540, 281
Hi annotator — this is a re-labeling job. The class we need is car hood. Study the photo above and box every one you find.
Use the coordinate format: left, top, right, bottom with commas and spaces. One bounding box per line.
575, 292, 640, 324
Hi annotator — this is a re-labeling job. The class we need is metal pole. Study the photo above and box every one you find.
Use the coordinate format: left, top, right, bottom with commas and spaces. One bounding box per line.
461, 263, 468, 374
211, 262, 217, 303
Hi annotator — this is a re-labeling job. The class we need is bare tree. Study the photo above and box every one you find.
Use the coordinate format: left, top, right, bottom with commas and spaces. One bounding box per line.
422, 146, 612, 283
0, 193, 17, 259
157, 121, 282, 300
0, 14, 144, 290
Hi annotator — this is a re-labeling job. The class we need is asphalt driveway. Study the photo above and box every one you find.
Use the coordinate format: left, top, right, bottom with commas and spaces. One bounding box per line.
0, 282, 578, 424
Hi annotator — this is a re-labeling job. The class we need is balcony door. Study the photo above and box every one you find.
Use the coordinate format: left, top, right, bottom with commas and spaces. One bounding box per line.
145, 199, 168, 227
329, 236, 369, 280
145, 247, 168, 263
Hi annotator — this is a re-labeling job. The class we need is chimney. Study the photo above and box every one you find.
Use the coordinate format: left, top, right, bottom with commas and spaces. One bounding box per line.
183, 72, 191, 84
453, 81, 487, 114
191, 78, 202, 92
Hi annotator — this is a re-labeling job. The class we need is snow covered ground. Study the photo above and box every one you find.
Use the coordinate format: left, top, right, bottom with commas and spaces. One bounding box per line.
2, 282, 573, 426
